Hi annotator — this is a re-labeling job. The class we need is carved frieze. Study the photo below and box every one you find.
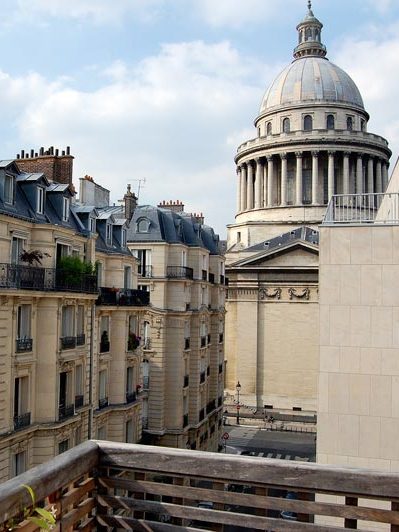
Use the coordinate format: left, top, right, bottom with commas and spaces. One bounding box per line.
259, 288, 282, 300
288, 287, 310, 300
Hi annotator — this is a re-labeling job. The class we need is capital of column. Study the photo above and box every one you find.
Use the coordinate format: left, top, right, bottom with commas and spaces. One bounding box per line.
356, 153, 363, 160
311, 151, 319, 158
295, 151, 303, 159
280, 152, 287, 160
343, 151, 351, 157
266, 155, 273, 162
328, 151, 335, 157
255, 157, 262, 163
236, 166, 241, 174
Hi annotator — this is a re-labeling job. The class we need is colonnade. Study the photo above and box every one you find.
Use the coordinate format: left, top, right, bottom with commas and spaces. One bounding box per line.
236, 150, 389, 213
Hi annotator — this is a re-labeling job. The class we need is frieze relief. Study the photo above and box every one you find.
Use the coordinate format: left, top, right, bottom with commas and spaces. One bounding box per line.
259, 288, 282, 300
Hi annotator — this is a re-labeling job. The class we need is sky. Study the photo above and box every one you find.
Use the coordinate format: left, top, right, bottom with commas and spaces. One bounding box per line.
1, 0, 399, 236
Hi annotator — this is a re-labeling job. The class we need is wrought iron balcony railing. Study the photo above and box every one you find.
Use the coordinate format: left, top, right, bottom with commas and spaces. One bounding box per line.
0, 264, 98, 293
74, 395, 84, 408
324, 192, 399, 225
13, 412, 31, 430
2, 440, 399, 531
200, 371, 206, 384
98, 397, 109, 409
183, 374, 189, 388
97, 287, 150, 306
58, 403, 74, 421
100, 340, 110, 353
183, 413, 189, 428
138, 265, 153, 278
202, 269, 207, 281
199, 408, 205, 421
126, 391, 137, 404
76, 333, 85, 346
184, 337, 190, 350
60, 336, 76, 350
166, 266, 194, 280
15, 337, 33, 353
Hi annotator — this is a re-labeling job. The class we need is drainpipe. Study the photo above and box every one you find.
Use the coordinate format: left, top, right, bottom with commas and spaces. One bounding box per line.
88, 301, 95, 440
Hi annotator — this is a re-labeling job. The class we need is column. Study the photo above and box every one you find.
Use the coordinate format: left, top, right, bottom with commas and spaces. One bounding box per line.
343, 152, 350, 195
236, 166, 241, 213
295, 152, 303, 206
240, 164, 247, 211
267, 156, 274, 207
328, 151, 335, 199
311, 151, 319, 205
367, 157, 374, 194
263, 162, 268, 207
376, 159, 382, 193
280, 153, 287, 206
247, 161, 254, 209
382, 162, 389, 191
255, 158, 263, 209
356, 154, 363, 194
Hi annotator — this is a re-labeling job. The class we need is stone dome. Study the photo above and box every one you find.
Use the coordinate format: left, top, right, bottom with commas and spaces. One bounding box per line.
260, 56, 365, 114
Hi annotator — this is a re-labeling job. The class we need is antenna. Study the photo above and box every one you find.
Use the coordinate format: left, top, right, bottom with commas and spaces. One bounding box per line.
118, 178, 146, 204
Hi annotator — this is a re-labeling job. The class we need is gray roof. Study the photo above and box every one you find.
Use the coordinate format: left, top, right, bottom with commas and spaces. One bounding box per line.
260, 56, 364, 113
246, 226, 319, 252
17, 172, 47, 184
46, 183, 70, 193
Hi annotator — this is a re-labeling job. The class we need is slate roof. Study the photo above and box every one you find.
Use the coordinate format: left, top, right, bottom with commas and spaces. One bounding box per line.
245, 226, 319, 253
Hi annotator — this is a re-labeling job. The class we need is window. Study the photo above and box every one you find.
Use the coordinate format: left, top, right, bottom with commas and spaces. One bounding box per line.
99, 370, 107, 400
122, 228, 127, 248
75, 364, 83, 401
62, 197, 69, 222
126, 366, 134, 394
59, 371, 72, 409
4, 175, 14, 205
11, 237, 25, 264
77, 305, 85, 336
129, 315, 138, 334
13, 451, 26, 477
14, 376, 29, 419
237, 232, 241, 243
257, 127, 261, 137
361, 119, 366, 131
326, 114, 335, 130
124, 266, 132, 289
97, 426, 106, 439
304, 115, 313, 131
36, 187, 44, 214
181, 250, 187, 267
17, 305, 31, 340
61, 306, 75, 337
100, 316, 110, 352
137, 249, 152, 277
89, 217, 96, 233
282, 118, 290, 133
137, 218, 150, 233
347, 116, 353, 131
56, 243, 70, 265
266, 122, 272, 135
106, 223, 112, 245
58, 440, 69, 454
126, 420, 134, 443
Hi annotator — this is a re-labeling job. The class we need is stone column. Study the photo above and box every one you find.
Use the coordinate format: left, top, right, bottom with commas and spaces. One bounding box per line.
356, 154, 363, 194
311, 151, 319, 205
367, 157, 374, 194
382, 162, 389, 191
280, 153, 287, 206
255, 158, 263, 209
240, 164, 247, 211
343, 152, 350, 195
236, 166, 241, 213
263, 163, 268, 206
328, 151, 335, 199
267, 156, 274, 207
295, 152, 303, 206
376, 159, 382, 194
247, 162, 254, 210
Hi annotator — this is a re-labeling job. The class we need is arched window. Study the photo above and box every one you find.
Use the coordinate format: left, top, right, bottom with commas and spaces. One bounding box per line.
283, 118, 290, 133
361, 119, 366, 132
304, 115, 313, 131
137, 218, 150, 233
326, 114, 335, 130
257, 127, 261, 137
266, 122, 272, 135
347, 117, 353, 131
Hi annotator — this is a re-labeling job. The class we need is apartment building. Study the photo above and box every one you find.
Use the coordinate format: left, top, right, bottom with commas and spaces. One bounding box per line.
0, 152, 149, 481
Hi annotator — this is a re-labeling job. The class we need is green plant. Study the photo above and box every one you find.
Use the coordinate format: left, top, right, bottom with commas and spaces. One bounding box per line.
19, 250, 50, 266
6, 485, 56, 531
57, 255, 95, 275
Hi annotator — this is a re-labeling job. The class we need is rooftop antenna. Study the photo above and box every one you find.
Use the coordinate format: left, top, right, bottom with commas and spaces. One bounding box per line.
118, 178, 146, 204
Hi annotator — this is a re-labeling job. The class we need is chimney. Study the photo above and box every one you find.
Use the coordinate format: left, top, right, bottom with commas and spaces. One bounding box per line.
193, 212, 205, 224
124, 184, 138, 221
158, 199, 185, 213
15, 146, 74, 186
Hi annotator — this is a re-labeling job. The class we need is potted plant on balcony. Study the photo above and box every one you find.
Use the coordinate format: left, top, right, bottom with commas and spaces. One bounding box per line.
57, 256, 96, 290
128, 332, 141, 351
17, 250, 51, 288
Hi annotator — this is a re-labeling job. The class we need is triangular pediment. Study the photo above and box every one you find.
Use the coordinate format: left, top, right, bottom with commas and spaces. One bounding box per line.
229, 239, 318, 268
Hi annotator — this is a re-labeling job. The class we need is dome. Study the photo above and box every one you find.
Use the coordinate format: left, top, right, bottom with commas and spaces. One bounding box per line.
260, 56, 364, 114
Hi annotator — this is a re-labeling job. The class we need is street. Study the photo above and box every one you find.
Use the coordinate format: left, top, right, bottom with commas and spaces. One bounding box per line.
223, 425, 316, 462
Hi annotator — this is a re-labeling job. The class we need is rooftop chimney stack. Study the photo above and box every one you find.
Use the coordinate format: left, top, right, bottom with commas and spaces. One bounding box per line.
15, 146, 74, 186
124, 184, 138, 221
158, 199, 185, 213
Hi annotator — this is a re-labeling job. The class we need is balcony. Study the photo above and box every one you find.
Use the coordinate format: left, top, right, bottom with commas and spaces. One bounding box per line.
76, 333, 85, 346
142, 416, 148, 429
143, 376, 149, 390
220, 274, 225, 285
15, 337, 33, 353
98, 397, 109, 409
58, 404, 74, 421
97, 287, 150, 306
0, 264, 98, 293
219, 332, 224, 343
183, 374, 189, 388
200, 371, 206, 384
3, 440, 399, 531
202, 269, 207, 281
199, 408, 205, 421
143, 337, 151, 350
183, 413, 189, 428
126, 391, 137, 404
218, 395, 223, 407
209, 272, 215, 284
13, 412, 31, 430
184, 337, 190, 350
219, 362, 224, 374
139, 265, 153, 278
206, 399, 216, 414
200, 336, 206, 348
60, 336, 76, 350
100, 340, 110, 353
75, 395, 84, 408
166, 265, 194, 280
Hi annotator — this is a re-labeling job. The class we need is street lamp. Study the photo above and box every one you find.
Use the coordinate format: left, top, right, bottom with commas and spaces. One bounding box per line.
236, 381, 241, 425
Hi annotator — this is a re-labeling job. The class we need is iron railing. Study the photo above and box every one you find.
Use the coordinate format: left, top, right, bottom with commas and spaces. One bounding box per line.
202, 269, 207, 281
184, 338, 190, 350
166, 266, 194, 280
324, 192, 399, 225
183, 414, 189, 428
74, 395, 84, 408
15, 338, 33, 353
0, 264, 97, 293
3, 440, 399, 530
76, 333, 85, 346
183, 374, 189, 388
98, 397, 109, 409
138, 265, 153, 278
126, 391, 137, 404
97, 287, 150, 306
199, 408, 205, 421
58, 404, 74, 421
209, 272, 215, 284
200, 371, 206, 384
60, 336, 76, 350
13, 412, 31, 430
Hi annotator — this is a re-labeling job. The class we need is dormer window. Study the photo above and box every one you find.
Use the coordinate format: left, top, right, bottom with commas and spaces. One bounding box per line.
62, 197, 69, 222
4, 175, 14, 205
89, 217, 96, 233
137, 218, 150, 233
106, 223, 112, 245
122, 228, 127, 248
36, 187, 44, 214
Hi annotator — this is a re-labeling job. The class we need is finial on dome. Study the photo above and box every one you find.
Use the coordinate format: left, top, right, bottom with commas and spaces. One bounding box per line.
293, 2, 327, 60
308, 0, 312, 10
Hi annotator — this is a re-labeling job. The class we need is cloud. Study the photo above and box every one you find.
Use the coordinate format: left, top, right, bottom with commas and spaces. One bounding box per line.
9, 40, 268, 235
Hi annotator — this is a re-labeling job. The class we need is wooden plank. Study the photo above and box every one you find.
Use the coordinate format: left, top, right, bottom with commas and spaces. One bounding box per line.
76, 516, 96, 531
97, 441, 399, 500
97, 494, 355, 531
100, 477, 399, 524
61, 478, 95, 513
61, 498, 95, 529
97, 514, 206, 531
0, 441, 99, 524
393, 502, 399, 532
345, 496, 358, 529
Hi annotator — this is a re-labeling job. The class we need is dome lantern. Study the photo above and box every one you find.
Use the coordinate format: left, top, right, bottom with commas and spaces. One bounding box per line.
294, 1, 327, 59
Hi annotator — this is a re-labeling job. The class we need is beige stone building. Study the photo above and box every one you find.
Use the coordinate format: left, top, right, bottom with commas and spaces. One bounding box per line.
0, 154, 149, 481
225, 3, 391, 412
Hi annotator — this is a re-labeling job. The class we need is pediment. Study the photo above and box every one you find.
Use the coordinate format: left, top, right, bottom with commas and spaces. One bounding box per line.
229, 240, 318, 268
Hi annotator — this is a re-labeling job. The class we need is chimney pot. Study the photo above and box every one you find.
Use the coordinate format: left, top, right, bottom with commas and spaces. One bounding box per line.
66, 146, 70, 155
21, 150, 25, 158
16, 154, 19, 159
62, 150, 65, 156
55, 149, 59, 156
30, 149, 34, 157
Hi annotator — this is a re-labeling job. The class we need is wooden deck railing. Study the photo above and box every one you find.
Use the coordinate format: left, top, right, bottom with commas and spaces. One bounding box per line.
2, 440, 399, 531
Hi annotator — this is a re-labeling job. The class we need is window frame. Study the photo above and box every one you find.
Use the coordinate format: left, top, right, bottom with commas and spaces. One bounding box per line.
4, 174, 15, 205
62, 197, 70, 222
36, 186, 44, 215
